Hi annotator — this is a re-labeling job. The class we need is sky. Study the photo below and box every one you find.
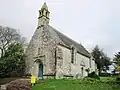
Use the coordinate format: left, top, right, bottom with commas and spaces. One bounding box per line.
0, 0, 120, 58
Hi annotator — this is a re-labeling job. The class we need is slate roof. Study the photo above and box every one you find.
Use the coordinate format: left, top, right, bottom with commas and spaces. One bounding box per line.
48, 25, 91, 58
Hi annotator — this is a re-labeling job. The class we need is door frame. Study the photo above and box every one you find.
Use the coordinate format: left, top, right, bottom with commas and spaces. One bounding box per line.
38, 61, 43, 78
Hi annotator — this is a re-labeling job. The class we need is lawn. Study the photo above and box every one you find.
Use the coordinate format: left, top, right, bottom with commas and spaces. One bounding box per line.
32, 77, 120, 90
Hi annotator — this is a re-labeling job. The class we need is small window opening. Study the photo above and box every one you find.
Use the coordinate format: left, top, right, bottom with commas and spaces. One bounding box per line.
46, 12, 47, 16
38, 48, 40, 55
71, 47, 74, 63
42, 10, 44, 15
40, 11, 41, 16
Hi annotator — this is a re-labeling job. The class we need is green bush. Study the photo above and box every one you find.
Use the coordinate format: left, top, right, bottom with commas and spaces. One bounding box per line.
116, 77, 120, 85
6, 80, 31, 90
116, 77, 120, 81
82, 77, 100, 84
0, 43, 26, 78
88, 71, 100, 80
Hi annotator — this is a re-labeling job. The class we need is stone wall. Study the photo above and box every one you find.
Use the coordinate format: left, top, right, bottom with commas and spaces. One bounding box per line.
25, 27, 41, 75
75, 53, 90, 77
56, 44, 96, 78
25, 24, 96, 78
57, 45, 71, 76
25, 24, 66, 78
25, 25, 56, 77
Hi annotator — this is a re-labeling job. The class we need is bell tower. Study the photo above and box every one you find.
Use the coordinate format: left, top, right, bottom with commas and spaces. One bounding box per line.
38, 2, 50, 26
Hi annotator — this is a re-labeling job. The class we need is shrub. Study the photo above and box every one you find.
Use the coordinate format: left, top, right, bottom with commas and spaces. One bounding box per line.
88, 71, 100, 80
100, 73, 111, 77
23, 73, 31, 78
6, 80, 31, 90
82, 77, 100, 84
116, 77, 120, 84
116, 77, 120, 81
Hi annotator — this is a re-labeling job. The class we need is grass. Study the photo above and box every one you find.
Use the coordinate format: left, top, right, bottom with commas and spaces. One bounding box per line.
100, 77, 115, 81
32, 77, 120, 90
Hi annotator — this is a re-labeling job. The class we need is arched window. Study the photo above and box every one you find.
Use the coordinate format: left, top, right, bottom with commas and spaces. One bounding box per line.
81, 67, 84, 77
42, 10, 44, 15
80, 61, 85, 77
46, 12, 47, 17
80, 61, 85, 67
40, 11, 41, 16
38, 48, 40, 55
71, 47, 74, 63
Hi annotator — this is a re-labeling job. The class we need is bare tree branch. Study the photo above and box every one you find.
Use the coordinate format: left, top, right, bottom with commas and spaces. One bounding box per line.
0, 26, 26, 57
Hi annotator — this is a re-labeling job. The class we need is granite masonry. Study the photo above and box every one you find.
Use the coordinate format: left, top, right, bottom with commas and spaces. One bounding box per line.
25, 2, 97, 79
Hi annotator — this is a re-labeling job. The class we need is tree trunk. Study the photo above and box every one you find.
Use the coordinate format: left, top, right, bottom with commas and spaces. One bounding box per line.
0, 48, 4, 58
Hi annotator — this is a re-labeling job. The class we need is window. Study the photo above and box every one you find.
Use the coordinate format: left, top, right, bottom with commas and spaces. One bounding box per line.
38, 48, 40, 55
71, 47, 74, 63
81, 67, 84, 76
46, 12, 47, 17
80, 61, 85, 67
40, 11, 41, 16
42, 10, 44, 15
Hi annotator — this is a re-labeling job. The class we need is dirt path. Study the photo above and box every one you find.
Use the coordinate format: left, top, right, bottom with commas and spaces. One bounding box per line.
0, 77, 30, 90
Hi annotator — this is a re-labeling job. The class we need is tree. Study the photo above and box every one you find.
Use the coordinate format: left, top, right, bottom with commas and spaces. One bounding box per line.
101, 53, 111, 71
113, 52, 120, 74
0, 26, 26, 58
92, 46, 103, 71
91, 45, 111, 74
114, 52, 120, 66
116, 66, 120, 74
0, 42, 26, 77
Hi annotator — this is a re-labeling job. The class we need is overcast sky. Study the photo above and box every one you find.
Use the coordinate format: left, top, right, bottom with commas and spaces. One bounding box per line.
0, 0, 120, 58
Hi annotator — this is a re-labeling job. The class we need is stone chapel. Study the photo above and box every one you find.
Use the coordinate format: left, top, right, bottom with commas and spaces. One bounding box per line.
25, 2, 97, 79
